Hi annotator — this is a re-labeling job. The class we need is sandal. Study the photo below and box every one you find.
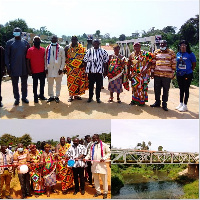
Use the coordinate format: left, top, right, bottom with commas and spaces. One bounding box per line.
74, 96, 82, 100
117, 98, 121, 103
108, 97, 113, 102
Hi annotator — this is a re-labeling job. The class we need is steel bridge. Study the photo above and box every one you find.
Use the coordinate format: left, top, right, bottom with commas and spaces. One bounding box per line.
111, 149, 199, 164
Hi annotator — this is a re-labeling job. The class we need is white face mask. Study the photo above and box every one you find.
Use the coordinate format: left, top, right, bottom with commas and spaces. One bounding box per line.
160, 46, 167, 51
17, 147, 24, 152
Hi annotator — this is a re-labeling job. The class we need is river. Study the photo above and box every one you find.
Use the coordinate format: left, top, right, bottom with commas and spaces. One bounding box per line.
112, 171, 184, 199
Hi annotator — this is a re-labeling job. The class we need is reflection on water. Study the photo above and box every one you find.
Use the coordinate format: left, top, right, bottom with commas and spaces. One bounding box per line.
112, 172, 184, 199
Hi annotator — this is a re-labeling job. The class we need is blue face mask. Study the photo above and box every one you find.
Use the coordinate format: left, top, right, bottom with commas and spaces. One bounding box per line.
160, 46, 167, 51
13, 32, 21, 37
17, 147, 24, 152
51, 42, 57, 45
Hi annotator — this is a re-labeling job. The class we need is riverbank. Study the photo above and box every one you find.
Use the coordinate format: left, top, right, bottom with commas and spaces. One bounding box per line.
111, 164, 199, 199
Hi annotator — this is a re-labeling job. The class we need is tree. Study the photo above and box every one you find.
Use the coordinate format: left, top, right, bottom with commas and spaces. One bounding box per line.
18, 134, 32, 147
179, 15, 199, 45
95, 30, 100, 39
0, 134, 17, 146
162, 26, 176, 34
119, 34, 126, 41
158, 146, 163, 151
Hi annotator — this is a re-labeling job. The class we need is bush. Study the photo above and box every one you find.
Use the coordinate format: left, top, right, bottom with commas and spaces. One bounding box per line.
111, 175, 124, 195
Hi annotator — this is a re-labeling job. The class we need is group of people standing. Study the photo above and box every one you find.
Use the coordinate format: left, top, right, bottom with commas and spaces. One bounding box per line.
0, 27, 197, 112
0, 134, 111, 199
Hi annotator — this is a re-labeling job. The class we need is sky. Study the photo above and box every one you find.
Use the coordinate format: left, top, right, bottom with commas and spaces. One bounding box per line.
111, 119, 199, 153
0, 0, 199, 38
0, 119, 111, 142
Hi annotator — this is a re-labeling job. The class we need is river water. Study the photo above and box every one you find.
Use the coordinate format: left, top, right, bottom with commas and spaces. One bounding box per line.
112, 171, 184, 199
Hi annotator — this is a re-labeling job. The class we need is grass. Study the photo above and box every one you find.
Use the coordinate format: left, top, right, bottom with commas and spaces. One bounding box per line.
182, 179, 199, 199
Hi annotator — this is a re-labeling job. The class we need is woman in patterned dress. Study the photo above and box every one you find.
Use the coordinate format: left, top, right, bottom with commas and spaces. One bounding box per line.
128, 43, 153, 106
29, 144, 45, 197
41, 143, 57, 197
107, 44, 129, 103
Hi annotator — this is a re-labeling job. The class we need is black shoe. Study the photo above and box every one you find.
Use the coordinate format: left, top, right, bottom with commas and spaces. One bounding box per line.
103, 194, 107, 199
73, 191, 78, 195
97, 99, 101, 103
21, 195, 26, 199
38, 95, 47, 100
150, 102, 160, 107
87, 98, 92, 103
14, 99, 20, 106
93, 193, 101, 197
21, 98, 29, 104
5, 196, 13, 199
129, 101, 135, 105
62, 190, 67, 195
47, 97, 54, 103
0, 102, 3, 107
26, 194, 32, 197
81, 190, 85, 195
55, 97, 60, 103
162, 106, 168, 111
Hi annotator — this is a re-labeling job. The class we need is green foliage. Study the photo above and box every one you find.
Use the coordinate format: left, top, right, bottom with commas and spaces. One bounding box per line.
99, 132, 111, 143
111, 175, 124, 195
182, 179, 199, 199
18, 134, 32, 147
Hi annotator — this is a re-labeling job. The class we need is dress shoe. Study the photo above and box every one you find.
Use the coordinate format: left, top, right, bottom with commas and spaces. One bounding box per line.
26, 194, 32, 197
34, 97, 38, 103
21, 98, 29, 104
47, 97, 54, 103
96, 99, 101, 103
81, 190, 85, 195
5, 196, 13, 199
0, 102, 3, 107
55, 97, 60, 103
103, 194, 107, 199
38, 95, 47, 100
93, 193, 101, 197
62, 190, 68, 195
129, 101, 135, 105
150, 101, 160, 107
162, 106, 168, 111
14, 99, 20, 106
87, 98, 92, 103
73, 191, 78, 195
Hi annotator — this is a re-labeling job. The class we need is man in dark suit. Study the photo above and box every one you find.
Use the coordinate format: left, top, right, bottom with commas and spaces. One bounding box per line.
0, 46, 5, 107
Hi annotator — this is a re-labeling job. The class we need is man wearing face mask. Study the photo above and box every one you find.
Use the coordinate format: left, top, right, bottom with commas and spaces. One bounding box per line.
0, 144, 14, 199
5, 27, 30, 106
45, 35, 65, 103
66, 138, 86, 195
84, 134, 111, 199
26, 36, 47, 103
150, 40, 176, 111
13, 143, 31, 199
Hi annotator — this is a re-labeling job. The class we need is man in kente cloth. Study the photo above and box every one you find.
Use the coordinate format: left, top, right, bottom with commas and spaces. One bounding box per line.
55, 137, 73, 194
65, 36, 88, 102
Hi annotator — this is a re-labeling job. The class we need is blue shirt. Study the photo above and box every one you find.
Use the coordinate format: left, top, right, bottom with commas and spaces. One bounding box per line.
176, 52, 196, 75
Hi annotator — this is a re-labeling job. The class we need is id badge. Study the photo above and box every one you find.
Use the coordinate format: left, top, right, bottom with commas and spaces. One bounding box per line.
178, 64, 186, 70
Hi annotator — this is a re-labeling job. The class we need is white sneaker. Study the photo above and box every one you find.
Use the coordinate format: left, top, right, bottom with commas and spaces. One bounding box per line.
175, 103, 183, 110
178, 104, 188, 112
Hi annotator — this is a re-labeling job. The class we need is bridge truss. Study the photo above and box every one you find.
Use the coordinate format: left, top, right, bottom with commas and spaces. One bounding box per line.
111, 149, 199, 164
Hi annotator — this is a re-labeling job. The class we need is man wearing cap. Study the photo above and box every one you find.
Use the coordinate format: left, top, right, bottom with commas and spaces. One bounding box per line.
0, 46, 6, 107
26, 36, 47, 103
65, 36, 87, 102
5, 27, 30, 106
150, 40, 176, 111
0, 144, 14, 199
83, 39, 109, 103
45, 35, 65, 103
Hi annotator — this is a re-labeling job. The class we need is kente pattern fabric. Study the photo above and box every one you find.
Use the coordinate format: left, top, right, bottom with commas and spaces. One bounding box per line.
129, 50, 153, 105
65, 43, 88, 96
29, 150, 45, 195
108, 54, 129, 92
151, 48, 176, 78
43, 153, 56, 186
56, 143, 73, 191
83, 48, 109, 73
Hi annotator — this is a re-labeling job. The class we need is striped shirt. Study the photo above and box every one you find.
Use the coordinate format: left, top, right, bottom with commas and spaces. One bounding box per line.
66, 144, 86, 168
151, 48, 176, 79
83, 47, 109, 73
